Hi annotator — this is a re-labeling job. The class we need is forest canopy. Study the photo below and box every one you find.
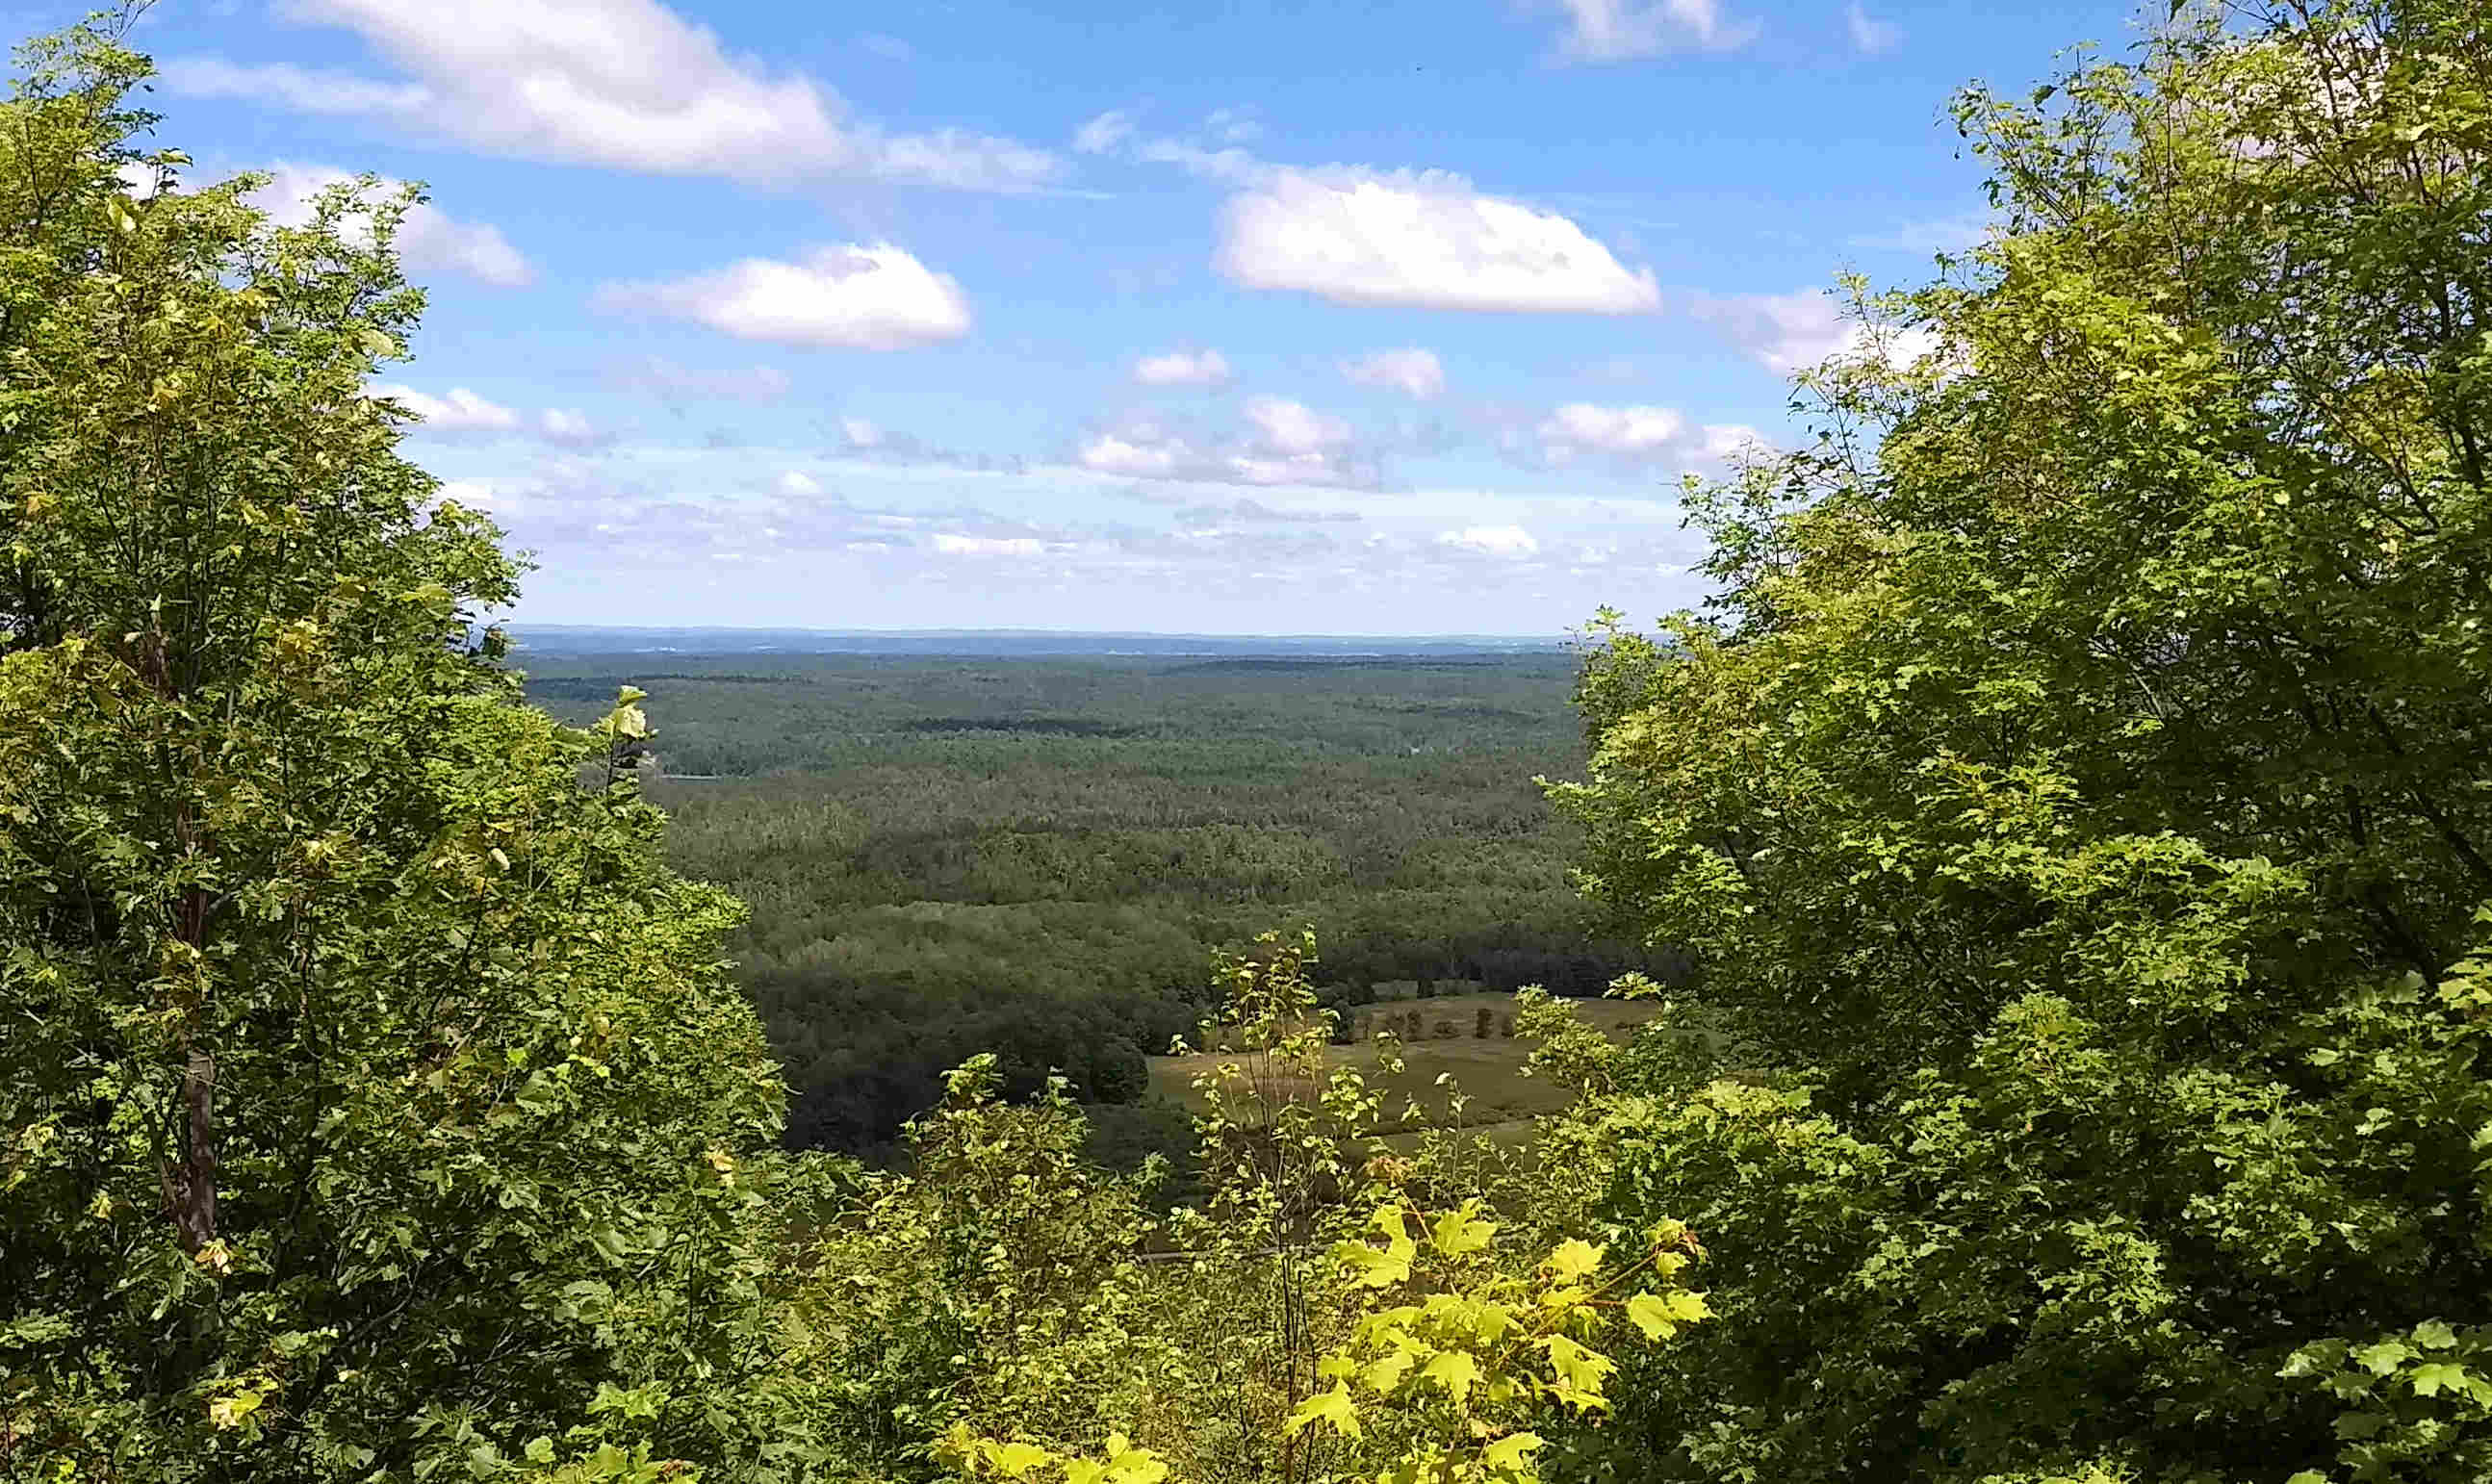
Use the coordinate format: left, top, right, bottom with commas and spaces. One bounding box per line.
518, 652, 1669, 1155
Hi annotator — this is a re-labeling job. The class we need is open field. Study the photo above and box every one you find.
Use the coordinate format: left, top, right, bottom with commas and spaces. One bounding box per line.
1146, 992, 1664, 1136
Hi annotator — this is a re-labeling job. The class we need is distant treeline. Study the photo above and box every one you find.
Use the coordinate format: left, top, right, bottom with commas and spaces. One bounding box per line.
525, 653, 1675, 1156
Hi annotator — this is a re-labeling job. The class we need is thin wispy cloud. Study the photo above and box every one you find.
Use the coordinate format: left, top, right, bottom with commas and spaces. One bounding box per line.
166, 0, 1063, 194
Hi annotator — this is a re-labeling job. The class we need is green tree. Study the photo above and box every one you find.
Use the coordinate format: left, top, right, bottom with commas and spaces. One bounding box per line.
1550, 0, 2492, 1479
0, 20, 819, 1478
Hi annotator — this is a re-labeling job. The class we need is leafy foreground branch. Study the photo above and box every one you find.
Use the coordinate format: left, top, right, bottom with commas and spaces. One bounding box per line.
801, 929, 1711, 1484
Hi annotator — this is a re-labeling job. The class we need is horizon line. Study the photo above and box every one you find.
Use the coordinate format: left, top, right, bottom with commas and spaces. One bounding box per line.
505, 623, 1581, 641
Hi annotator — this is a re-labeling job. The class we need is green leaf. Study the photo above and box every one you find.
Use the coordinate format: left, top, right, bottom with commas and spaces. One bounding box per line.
981, 1441, 1052, 1478
1430, 1200, 1498, 1257
2354, 1340, 2414, 1375
1336, 1234, 1415, 1289
1545, 1239, 1604, 1282
1365, 1345, 1420, 1394
1481, 1433, 1544, 1472
1626, 1292, 1679, 1340
1420, 1348, 1481, 1404
1284, 1383, 1362, 1439
1541, 1333, 1615, 1405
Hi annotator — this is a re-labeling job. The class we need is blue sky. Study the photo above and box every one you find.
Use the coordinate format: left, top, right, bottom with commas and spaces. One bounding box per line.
70, 0, 2135, 633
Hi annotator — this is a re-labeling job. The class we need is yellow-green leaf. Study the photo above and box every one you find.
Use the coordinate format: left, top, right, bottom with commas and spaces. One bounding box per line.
1481, 1432, 1544, 1472
1366, 1345, 1420, 1394
1420, 1348, 1481, 1404
982, 1441, 1053, 1478
1546, 1239, 1604, 1282
1625, 1292, 1678, 1340
1431, 1200, 1498, 1257
1285, 1383, 1362, 1439
1336, 1234, 1415, 1289
1542, 1333, 1615, 1405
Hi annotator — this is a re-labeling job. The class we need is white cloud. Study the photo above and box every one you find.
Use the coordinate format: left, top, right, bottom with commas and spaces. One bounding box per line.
593, 244, 972, 350
1686, 289, 1940, 374
1078, 431, 1188, 480
1340, 347, 1445, 399
1243, 396, 1351, 455
1844, 1, 1902, 54
933, 532, 1046, 557
539, 408, 600, 445
372, 384, 608, 447
1132, 348, 1232, 387
158, 57, 430, 116
831, 417, 1019, 471
1216, 166, 1659, 314
1530, 402, 1760, 469
1539, 0, 1759, 63
1073, 108, 1136, 154
777, 469, 826, 496
604, 356, 793, 400
166, 0, 1060, 194
247, 163, 532, 287
1076, 399, 1374, 489
1437, 525, 1539, 558
1203, 107, 1262, 144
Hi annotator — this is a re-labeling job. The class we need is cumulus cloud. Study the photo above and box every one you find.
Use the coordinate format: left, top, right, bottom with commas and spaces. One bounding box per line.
245, 162, 532, 286
594, 244, 972, 350
1437, 525, 1539, 559
371, 384, 608, 447
1217, 166, 1658, 314
163, 0, 1061, 194
1844, 1, 1903, 54
1340, 347, 1445, 399
1537, 0, 1759, 63
1243, 396, 1351, 454
1528, 402, 1761, 470
1686, 289, 1941, 374
604, 356, 794, 401
1073, 108, 1137, 154
1132, 348, 1232, 387
1076, 397, 1377, 489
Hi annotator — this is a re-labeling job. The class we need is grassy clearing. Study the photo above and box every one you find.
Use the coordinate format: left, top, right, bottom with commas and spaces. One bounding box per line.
1146, 992, 1661, 1136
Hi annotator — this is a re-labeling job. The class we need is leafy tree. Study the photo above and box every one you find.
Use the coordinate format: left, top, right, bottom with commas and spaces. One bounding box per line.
1091, 1036, 1151, 1103
1549, 1, 2492, 1479
0, 20, 816, 1478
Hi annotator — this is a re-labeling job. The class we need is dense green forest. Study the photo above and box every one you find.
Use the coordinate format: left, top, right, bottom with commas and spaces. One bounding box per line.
519, 653, 1672, 1153
10, 2, 2492, 1481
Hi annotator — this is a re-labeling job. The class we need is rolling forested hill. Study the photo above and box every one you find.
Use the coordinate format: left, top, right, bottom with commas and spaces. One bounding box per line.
518, 645, 1674, 1154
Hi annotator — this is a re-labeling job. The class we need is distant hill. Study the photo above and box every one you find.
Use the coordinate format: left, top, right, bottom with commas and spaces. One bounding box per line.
503, 626, 1573, 658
